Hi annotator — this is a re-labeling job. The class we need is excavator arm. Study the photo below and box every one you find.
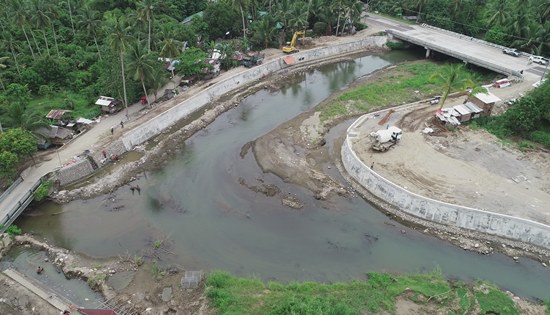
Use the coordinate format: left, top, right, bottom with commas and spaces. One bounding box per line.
283, 31, 306, 54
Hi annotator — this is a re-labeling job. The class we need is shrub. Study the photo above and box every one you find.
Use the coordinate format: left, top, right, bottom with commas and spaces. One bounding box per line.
38, 85, 55, 98
7, 225, 22, 237
34, 180, 53, 201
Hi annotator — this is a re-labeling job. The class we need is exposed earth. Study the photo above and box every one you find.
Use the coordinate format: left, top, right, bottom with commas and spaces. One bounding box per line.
353, 105, 550, 223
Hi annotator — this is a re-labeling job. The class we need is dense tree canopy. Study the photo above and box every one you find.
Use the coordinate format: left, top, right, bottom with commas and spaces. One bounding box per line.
0, 0, 362, 180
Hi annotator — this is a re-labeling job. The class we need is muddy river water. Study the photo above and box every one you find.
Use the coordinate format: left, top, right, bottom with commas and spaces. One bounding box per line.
17, 51, 550, 299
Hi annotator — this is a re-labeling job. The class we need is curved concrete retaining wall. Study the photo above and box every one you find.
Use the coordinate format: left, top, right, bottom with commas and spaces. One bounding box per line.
341, 114, 550, 249
120, 36, 388, 150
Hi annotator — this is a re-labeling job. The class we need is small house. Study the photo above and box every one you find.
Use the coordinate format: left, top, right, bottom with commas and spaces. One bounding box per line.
35, 125, 74, 148
95, 96, 123, 114
46, 109, 73, 127
452, 104, 472, 122
463, 102, 483, 119
468, 92, 501, 117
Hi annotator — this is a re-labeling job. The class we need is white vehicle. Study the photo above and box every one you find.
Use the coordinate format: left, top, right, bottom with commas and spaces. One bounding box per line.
529, 55, 549, 65
502, 48, 520, 57
369, 126, 402, 151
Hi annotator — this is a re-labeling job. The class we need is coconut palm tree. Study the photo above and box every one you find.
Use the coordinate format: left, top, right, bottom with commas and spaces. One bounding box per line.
273, 0, 294, 44
146, 66, 168, 102
252, 16, 277, 48
78, 6, 103, 59
138, 0, 156, 53
30, 0, 52, 56
1, 34, 20, 76
8, 0, 35, 59
225, 0, 250, 41
44, 1, 61, 57
66, 0, 76, 36
158, 27, 182, 58
430, 64, 472, 110
487, 0, 510, 27
128, 43, 156, 109
108, 17, 132, 111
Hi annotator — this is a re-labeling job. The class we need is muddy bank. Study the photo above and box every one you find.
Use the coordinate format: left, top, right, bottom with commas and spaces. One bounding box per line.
0, 234, 211, 314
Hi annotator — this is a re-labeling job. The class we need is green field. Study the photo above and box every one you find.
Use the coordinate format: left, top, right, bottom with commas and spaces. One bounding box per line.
319, 61, 492, 122
205, 270, 531, 315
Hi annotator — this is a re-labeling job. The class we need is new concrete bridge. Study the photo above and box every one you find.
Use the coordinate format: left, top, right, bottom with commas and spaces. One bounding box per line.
365, 14, 549, 80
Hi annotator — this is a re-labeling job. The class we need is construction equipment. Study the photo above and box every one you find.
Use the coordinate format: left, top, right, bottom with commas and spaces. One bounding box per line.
241, 52, 264, 68
282, 31, 305, 54
370, 126, 402, 151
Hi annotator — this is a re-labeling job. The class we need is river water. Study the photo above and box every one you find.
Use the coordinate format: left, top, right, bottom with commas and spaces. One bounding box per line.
17, 51, 550, 299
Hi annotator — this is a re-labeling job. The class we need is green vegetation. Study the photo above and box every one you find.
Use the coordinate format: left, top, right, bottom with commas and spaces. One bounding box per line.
33, 179, 53, 201
370, 0, 550, 56
0, 128, 38, 182
0, 0, 366, 178
87, 272, 107, 291
319, 61, 491, 122
471, 79, 550, 149
206, 270, 529, 315
474, 282, 519, 315
6, 224, 22, 237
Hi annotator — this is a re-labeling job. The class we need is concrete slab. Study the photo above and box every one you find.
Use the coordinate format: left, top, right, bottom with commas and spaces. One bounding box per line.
3, 269, 76, 313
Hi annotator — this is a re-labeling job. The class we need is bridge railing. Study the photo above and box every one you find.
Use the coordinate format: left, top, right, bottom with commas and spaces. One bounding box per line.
0, 176, 23, 204
0, 177, 45, 233
387, 29, 524, 79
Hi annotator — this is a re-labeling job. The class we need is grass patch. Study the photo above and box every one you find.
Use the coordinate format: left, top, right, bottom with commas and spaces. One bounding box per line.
28, 91, 100, 119
318, 61, 492, 123
474, 282, 518, 315
206, 270, 521, 315
456, 286, 473, 314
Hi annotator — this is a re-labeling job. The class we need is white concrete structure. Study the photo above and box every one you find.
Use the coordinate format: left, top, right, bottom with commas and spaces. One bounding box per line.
120, 36, 388, 151
341, 114, 550, 250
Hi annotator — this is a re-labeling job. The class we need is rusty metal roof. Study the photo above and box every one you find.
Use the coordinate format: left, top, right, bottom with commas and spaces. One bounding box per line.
46, 109, 72, 120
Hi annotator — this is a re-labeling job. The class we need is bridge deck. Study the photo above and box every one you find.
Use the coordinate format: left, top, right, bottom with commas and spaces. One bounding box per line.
366, 15, 546, 80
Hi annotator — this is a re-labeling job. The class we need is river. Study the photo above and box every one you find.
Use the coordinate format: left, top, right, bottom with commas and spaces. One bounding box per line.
17, 51, 550, 300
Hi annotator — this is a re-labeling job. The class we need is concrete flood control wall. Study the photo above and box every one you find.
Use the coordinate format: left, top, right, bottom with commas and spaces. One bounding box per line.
341, 114, 550, 250
120, 36, 388, 151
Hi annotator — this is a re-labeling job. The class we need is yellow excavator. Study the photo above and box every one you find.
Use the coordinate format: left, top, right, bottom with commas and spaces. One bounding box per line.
282, 31, 305, 53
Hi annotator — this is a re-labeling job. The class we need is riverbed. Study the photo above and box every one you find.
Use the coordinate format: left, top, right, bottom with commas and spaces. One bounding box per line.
18, 51, 550, 299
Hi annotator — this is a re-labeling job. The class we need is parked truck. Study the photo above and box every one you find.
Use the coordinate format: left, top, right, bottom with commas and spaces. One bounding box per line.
369, 126, 402, 151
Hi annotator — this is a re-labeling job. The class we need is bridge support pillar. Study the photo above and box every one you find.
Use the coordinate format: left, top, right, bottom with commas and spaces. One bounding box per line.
425, 48, 430, 58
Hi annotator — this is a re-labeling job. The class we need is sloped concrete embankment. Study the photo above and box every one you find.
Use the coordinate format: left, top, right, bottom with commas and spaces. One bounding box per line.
55, 36, 387, 186
341, 114, 550, 250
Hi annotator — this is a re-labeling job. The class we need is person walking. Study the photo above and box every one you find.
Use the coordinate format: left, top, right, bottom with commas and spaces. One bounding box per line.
120, 121, 124, 128
111, 127, 114, 135
102, 149, 107, 159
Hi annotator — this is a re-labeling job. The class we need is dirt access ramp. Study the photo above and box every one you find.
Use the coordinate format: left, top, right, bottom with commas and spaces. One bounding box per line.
352, 101, 550, 225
